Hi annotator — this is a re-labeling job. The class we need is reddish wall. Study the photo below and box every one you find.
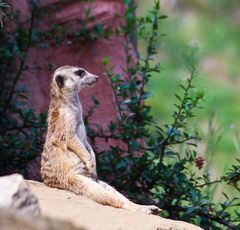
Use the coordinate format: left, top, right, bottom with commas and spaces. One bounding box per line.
9, 0, 133, 179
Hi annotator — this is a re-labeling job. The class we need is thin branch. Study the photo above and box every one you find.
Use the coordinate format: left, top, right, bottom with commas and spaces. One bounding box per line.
105, 68, 124, 120
198, 210, 237, 229
195, 180, 222, 188
159, 69, 196, 164
166, 204, 238, 229
138, 11, 158, 106
3, 2, 37, 112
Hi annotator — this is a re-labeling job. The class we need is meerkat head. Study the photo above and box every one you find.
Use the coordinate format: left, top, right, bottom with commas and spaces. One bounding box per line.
52, 65, 98, 94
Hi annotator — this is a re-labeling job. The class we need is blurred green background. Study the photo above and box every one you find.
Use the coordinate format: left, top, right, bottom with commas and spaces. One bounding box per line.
136, 0, 240, 189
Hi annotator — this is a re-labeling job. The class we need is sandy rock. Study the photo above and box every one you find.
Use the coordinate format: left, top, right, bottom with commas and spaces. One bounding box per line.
27, 180, 203, 230
0, 210, 85, 230
0, 174, 40, 215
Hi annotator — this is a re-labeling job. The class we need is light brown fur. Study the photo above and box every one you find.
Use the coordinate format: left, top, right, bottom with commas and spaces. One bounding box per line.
41, 65, 161, 215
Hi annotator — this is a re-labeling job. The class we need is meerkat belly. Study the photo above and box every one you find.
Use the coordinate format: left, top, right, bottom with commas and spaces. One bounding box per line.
41, 148, 88, 186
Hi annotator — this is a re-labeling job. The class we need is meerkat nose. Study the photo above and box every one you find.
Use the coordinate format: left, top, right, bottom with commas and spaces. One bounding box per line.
95, 75, 99, 81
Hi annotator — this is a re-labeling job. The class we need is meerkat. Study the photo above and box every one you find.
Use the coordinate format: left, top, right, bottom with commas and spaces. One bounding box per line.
41, 65, 161, 215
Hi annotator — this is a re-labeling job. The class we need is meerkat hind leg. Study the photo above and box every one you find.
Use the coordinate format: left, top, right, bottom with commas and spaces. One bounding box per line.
97, 180, 161, 215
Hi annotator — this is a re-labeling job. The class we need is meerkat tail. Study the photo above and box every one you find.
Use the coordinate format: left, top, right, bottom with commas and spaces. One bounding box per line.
66, 174, 127, 208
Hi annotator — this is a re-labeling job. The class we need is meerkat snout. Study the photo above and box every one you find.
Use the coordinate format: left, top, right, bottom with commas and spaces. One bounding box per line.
81, 72, 98, 88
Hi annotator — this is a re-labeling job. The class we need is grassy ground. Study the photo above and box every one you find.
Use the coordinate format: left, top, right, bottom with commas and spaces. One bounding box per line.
136, 0, 240, 197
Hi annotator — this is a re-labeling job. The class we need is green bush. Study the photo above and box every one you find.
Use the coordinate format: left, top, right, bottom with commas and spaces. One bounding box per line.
88, 1, 240, 229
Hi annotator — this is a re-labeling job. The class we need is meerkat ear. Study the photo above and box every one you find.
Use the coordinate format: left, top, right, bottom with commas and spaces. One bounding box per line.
55, 75, 65, 89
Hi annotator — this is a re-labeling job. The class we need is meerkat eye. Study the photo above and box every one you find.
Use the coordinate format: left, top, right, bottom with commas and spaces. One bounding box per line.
74, 69, 85, 78
55, 75, 65, 89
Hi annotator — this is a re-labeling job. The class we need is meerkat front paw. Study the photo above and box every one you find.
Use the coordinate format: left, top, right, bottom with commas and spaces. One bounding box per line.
89, 170, 97, 180
85, 162, 97, 179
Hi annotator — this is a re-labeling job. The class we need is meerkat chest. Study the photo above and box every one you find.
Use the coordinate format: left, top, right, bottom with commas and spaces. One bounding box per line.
77, 122, 87, 144
74, 98, 88, 145
61, 99, 88, 145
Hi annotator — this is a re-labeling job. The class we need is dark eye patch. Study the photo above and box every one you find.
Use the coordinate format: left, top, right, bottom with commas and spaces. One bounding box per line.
55, 75, 65, 89
74, 69, 85, 78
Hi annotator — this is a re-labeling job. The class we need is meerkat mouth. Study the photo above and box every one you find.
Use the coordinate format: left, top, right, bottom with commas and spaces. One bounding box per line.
85, 82, 95, 87
87, 79, 98, 86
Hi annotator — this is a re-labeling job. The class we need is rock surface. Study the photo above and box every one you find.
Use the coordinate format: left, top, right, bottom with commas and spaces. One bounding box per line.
27, 180, 203, 230
0, 210, 84, 230
0, 174, 40, 215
